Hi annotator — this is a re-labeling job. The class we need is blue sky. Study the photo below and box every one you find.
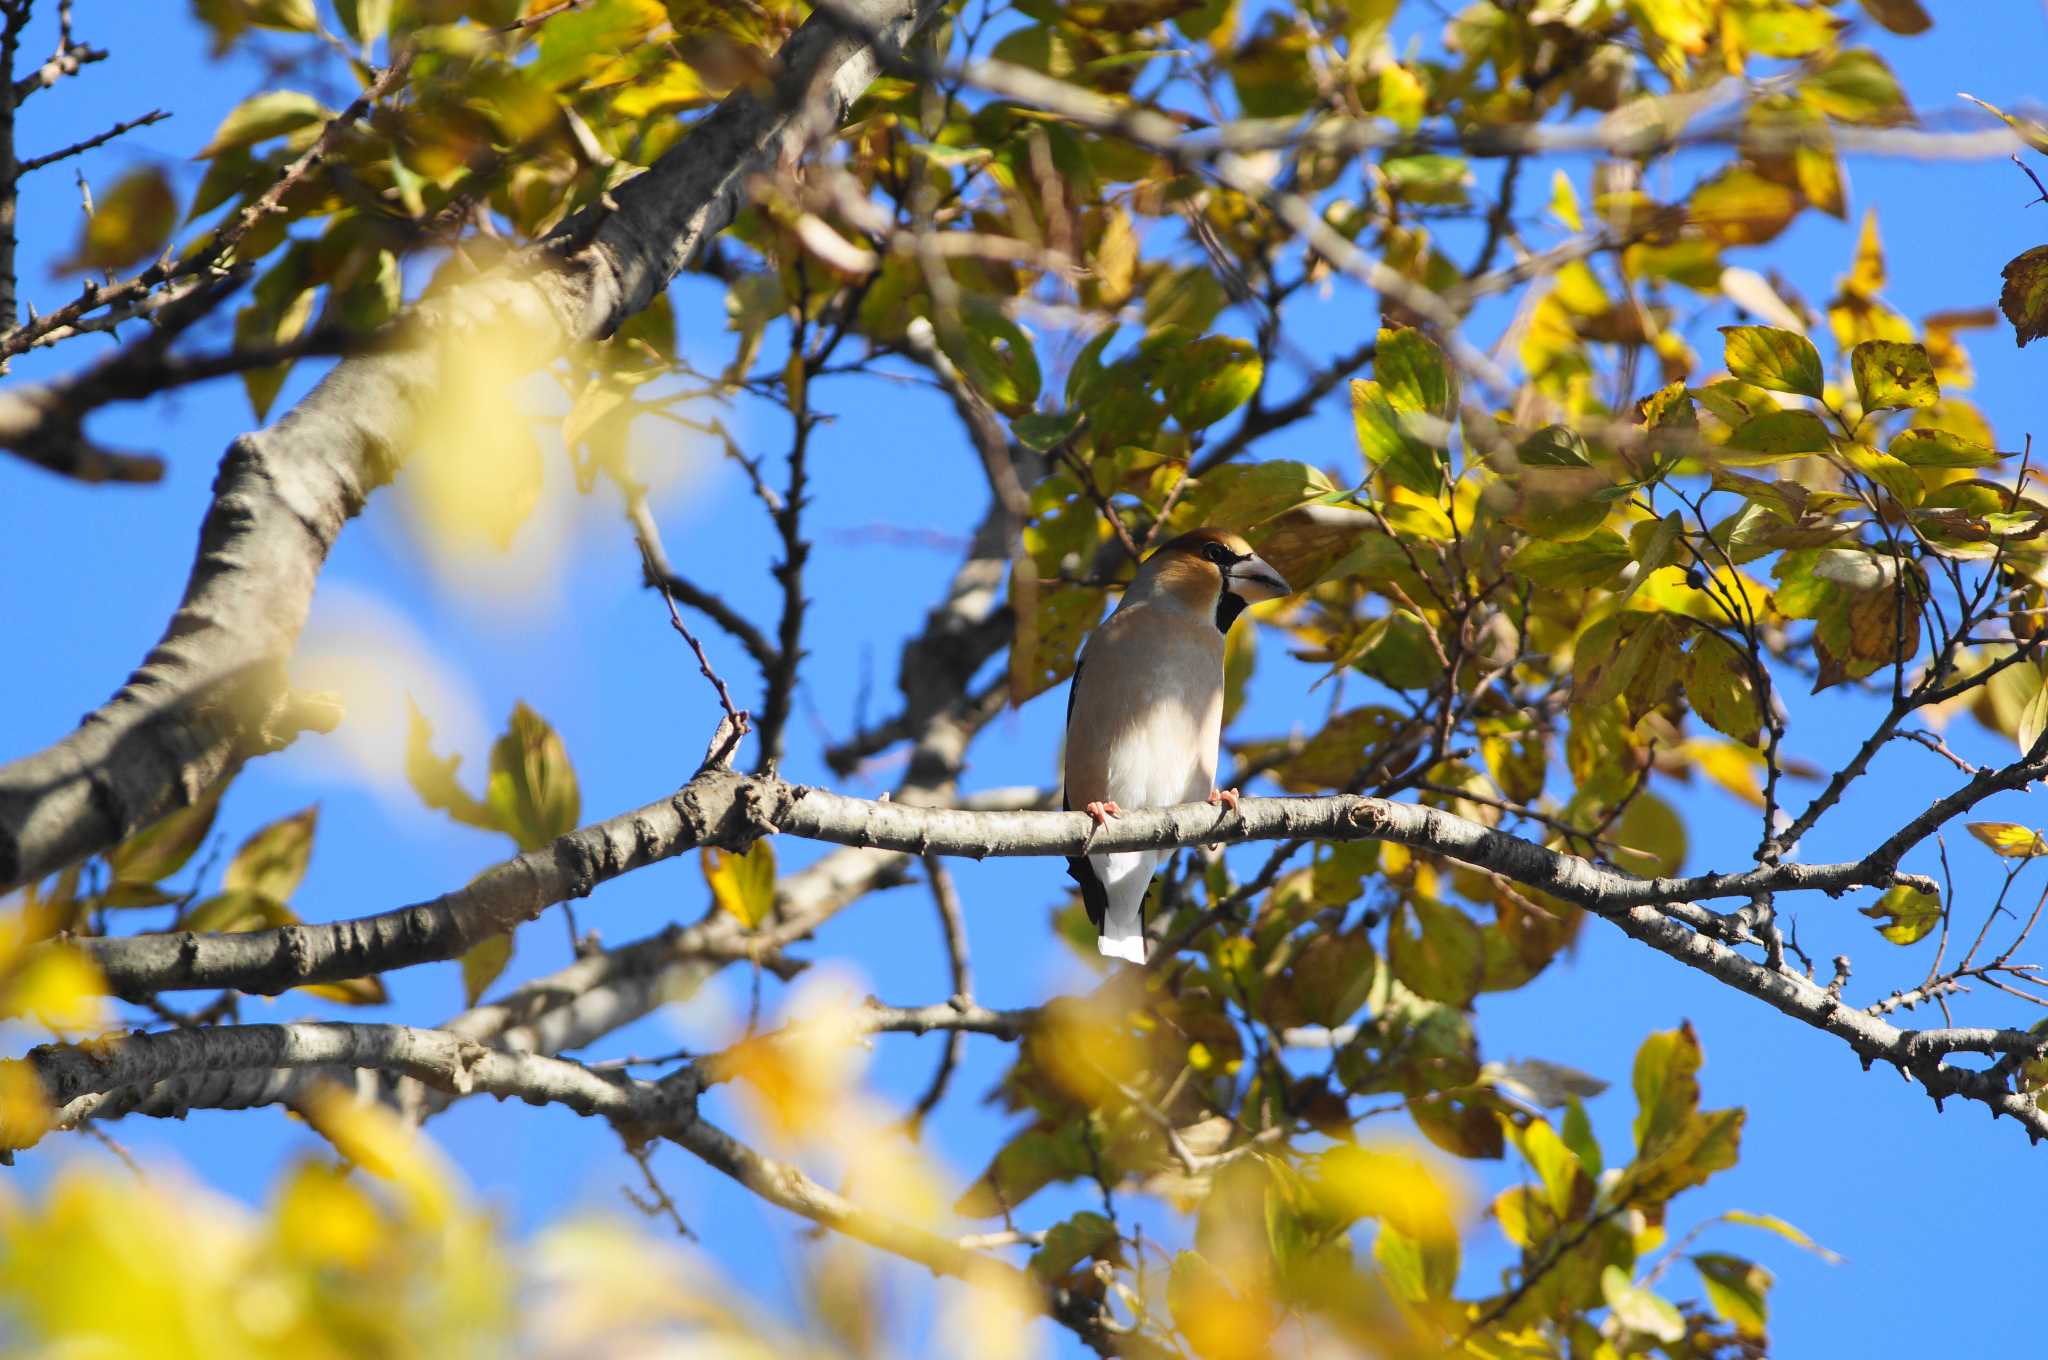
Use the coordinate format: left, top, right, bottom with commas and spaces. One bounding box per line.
5, 2, 2048, 1354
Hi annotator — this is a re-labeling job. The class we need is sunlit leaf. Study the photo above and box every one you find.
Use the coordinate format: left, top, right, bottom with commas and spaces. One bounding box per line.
703, 839, 777, 930
223, 806, 318, 903
1859, 882, 1941, 945
1721, 326, 1824, 398
1966, 821, 2048, 858
1851, 340, 1938, 411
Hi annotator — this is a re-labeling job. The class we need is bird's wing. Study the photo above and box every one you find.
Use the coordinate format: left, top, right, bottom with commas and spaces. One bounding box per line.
1061, 655, 1111, 929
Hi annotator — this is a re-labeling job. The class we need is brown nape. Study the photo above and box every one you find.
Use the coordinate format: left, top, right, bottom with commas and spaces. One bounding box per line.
1151, 527, 1256, 560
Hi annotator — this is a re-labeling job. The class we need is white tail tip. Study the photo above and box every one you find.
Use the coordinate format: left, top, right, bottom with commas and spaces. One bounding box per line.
1097, 934, 1149, 964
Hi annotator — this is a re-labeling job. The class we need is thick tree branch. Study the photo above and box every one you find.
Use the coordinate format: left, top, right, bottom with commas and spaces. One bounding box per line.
20, 1019, 1116, 1353
72, 766, 1937, 1000
0, 0, 947, 894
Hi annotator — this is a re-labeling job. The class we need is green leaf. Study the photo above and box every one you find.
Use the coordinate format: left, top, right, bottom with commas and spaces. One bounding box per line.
1803, 48, 1909, 126
460, 932, 514, 1008
1728, 409, 1834, 456
1684, 633, 1762, 746
1507, 529, 1632, 590
1383, 154, 1471, 206
405, 700, 502, 834
1888, 427, 1999, 467
198, 91, 328, 157
485, 703, 581, 853
1516, 423, 1592, 468
62, 169, 176, 273
1632, 1024, 1702, 1156
703, 840, 777, 930
105, 787, 225, 888
1351, 379, 1441, 495
1389, 896, 1484, 1007
1723, 1209, 1844, 1263
1011, 409, 1084, 452
1601, 1267, 1685, 1343
1693, 1253, 1771, 1340
1851, 340, 1938, 411
940, 300, 1041, 414
2000, 246, 2048, 348
1029, 1210, 1122, 1282
1376, 326, 1454, 416
1966, 822, 2048, 858
178, 888, 296, 934
222, 807, 317, 904
335, 0, 394, 43
1860, 883, 1941, 945
1720, 326, 1824, 398
1163, 336, 1262, 431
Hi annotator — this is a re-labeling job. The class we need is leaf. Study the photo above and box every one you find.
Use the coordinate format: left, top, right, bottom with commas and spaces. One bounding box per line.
1999, 246, 2048, 348
1860, 883, 1941, 945
1694, 1253, 1771, 1340
485, 703, 581, 853
177, 888, 296, 934
1684, 633, 1762, 746
1487, 1058, 1609, 1109
1961, 93, 2048, 156
1313, 1143, 1460, 1244
1888, 427, 1999, 468
1728, 409, 1834, 456
1690, 169, 1800, 246
460, 933, 513, 1007
1601, 1267, 1686, 1343
1377, 325, 1454, 417
222, 807, 317, 903
1163, 336, 1261, 431
1859, 0, 1930, 34
336, 0, 395, 43
1389, 897, 1485, 1007
1966, 822, 2048, 858
703, 839, 777, 929
1720, 326, 1824, 398
1351, 379, 1441, 495
1507, 529, 1632, 590
1804, 49, 1910, 127
1029, 1210, 1122, 1282
105, 787, 225, 888
1011, 409, 1084, 452
939, 300, 1041, 414
1723, 1209, 1844, 1263
405, 700, 501, 834
1851, 340, 1938, 411
198, 90, 328, 157
62, 168, 176, 273
1516, 423, 1592, 468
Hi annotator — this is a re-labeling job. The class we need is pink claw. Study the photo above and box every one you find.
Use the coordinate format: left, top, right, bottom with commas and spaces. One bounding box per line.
1208, 787, 1242, 814
1083, 800, 1123, 826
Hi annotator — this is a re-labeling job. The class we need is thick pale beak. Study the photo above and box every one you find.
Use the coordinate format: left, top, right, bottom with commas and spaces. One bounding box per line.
1226, 553, 1290, 604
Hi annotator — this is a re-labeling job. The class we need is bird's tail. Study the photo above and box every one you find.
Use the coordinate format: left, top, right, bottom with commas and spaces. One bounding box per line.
1092, 853, 1153, 964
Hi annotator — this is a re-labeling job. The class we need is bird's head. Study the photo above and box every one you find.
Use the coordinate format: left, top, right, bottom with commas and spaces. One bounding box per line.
1135, 528, 1291, 632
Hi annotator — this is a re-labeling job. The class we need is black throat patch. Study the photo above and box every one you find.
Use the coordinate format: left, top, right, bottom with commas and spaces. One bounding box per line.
1214, 591, 1248, 632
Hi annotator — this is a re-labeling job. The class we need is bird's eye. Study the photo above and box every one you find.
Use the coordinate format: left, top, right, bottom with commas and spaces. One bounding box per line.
1201, 543, 1233, 566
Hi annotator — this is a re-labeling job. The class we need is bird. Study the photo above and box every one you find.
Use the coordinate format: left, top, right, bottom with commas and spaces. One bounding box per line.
1062, 528, 1291, 963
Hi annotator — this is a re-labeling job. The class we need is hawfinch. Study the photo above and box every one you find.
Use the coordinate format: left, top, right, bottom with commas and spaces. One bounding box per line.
1063, 529, 1290, 963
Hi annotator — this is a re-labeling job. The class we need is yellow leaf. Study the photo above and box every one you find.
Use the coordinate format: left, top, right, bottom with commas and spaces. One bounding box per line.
702, 839, 777, 929
224, 806, 318, 903
1314, 1142, 1466, 1245
1966, 821, 2048, 858
297, 1084, 456, 1227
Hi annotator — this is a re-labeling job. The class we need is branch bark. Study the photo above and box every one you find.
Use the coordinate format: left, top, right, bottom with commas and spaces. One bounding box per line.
0, 0, 946, 895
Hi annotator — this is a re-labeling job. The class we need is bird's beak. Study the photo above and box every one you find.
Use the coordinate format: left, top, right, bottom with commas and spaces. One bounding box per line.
1226, 553, 1290, 604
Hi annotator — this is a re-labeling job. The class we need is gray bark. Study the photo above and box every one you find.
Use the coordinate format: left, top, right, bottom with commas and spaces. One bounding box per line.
0, 0, 944, 894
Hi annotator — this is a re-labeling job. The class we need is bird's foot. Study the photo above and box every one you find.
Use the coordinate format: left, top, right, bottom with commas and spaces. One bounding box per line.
1083, 800, 1123, 826
1207, 787, 1242, 814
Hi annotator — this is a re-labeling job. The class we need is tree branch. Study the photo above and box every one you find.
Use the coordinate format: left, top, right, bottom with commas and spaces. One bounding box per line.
0, 0, 948, 895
